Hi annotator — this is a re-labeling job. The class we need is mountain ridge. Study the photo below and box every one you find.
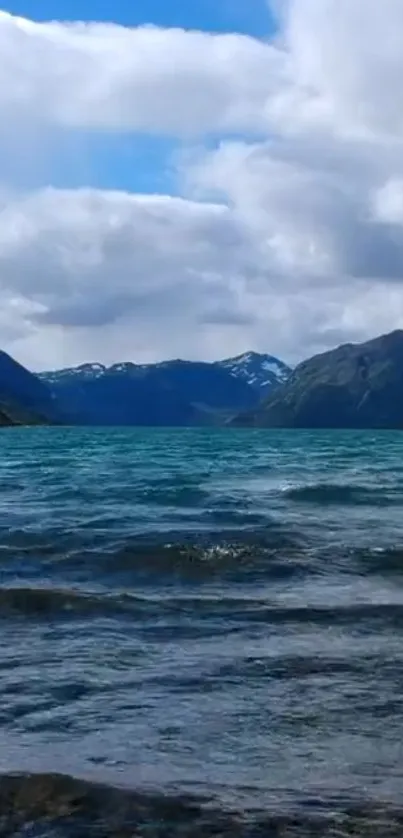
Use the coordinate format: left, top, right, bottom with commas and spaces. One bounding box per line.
233, 330, 403, 429
39, 353, 288, 426
7, 332, 403, 429
40, 351, 290, 391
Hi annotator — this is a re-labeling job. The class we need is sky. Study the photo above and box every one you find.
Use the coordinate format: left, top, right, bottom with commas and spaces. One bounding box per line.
1, 0, 403, 370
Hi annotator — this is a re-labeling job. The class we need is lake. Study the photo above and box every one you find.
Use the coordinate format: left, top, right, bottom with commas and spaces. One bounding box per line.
2, 427, 403, 835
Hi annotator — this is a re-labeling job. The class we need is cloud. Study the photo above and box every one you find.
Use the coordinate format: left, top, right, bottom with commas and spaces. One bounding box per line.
184, 135, 403, 283
281, 0, 403, 139
0, 11, 279, 137
0, 188, 256, 321
0, 3, 403, 368
2, 2, 403, 142
0, 188, 268, 368
1, 183, 403, 371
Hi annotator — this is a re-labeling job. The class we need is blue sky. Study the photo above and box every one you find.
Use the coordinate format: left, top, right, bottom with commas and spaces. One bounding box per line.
2, 0, 275, 195
4, 0, 274, 36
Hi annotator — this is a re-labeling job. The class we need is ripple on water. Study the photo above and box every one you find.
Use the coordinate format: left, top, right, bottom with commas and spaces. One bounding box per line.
1, 428, 403, 815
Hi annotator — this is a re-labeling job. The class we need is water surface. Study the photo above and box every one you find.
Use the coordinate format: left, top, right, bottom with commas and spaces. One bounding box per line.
2, 428, 403, 832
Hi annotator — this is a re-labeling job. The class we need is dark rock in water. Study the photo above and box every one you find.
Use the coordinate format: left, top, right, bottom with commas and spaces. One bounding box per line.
1, 773, 403, 837
234, 330, 403, 429
0, 774, 236, 837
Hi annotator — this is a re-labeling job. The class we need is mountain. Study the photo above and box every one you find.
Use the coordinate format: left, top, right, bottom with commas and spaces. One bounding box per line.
0, 403, 49, 426
0, 351, 58, 425
7, 333, 403, 429
40, 358, 265, 426
234, 330, 403, 429
215, 352, 291, 396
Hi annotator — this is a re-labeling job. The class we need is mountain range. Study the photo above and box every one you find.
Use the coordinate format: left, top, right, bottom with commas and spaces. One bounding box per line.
0, 351, 289, 426
38, 352, 289, 425
3, 331, 403, 429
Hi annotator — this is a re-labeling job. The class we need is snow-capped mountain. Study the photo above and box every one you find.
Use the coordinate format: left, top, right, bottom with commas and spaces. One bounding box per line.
216, 352, 291, 396
41, 363, 108, 384
38, 352, 291, 425
40, 360, 184, 384
41, 353, 291, 396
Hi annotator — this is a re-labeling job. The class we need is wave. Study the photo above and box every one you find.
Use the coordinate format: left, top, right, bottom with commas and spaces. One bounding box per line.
135, 484, 211, 507
283, 481, 399, 506
0, 520, 311, 584
1, 772, 403, 836
100, 533, 310, 583
5, 529, 403, 591
0, 586, 153, 620
3, 584, 403, 629
353, 546, 403, 575
148, 653, 379, 693
0, 584, 307, 621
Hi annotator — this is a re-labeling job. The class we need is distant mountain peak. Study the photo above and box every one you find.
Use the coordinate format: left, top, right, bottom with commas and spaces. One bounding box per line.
216, 351, 291, 395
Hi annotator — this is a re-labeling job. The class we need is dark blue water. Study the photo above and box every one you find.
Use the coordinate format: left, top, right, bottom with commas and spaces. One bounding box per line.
2, 427, 403, 833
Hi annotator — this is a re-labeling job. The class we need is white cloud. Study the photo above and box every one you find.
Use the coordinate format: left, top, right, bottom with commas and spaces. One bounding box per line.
1, 3, 403, 368
282, 0, 403, 139
2, 2, 403, 141
0, 11, 279, 137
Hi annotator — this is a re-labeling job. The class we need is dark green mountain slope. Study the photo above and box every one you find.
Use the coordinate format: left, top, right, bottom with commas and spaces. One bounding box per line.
0, 402, 49, 426
234, 330, 403, 429
0, 351, 58, 425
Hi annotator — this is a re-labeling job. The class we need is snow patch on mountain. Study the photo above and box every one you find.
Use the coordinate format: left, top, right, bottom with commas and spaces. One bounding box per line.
40, 351, 291, 397
216, 352, 291, 395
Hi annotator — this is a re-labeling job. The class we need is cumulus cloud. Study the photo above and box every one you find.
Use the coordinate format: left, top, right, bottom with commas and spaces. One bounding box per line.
282, 0, 403, 139
2, 1, 403, 141
0, 2, 403, 367
1, 183, 403, 371
184, 136, 403, 283
0, 11, 279, 137
0, 188, 267, 368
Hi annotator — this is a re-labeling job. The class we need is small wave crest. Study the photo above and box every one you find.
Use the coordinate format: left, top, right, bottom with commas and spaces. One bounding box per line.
283, 481, 395, 506
353, 546, 403, 575
101, 532, 308, 583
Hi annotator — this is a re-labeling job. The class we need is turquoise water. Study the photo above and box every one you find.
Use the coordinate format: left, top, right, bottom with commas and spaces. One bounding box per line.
2, 427, 403, 829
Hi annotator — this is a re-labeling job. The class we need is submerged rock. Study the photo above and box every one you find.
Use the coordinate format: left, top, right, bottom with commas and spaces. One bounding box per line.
1, 773, 403, 837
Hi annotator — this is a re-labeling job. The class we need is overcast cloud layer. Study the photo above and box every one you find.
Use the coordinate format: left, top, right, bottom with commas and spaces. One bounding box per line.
1, 0, 403, 369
